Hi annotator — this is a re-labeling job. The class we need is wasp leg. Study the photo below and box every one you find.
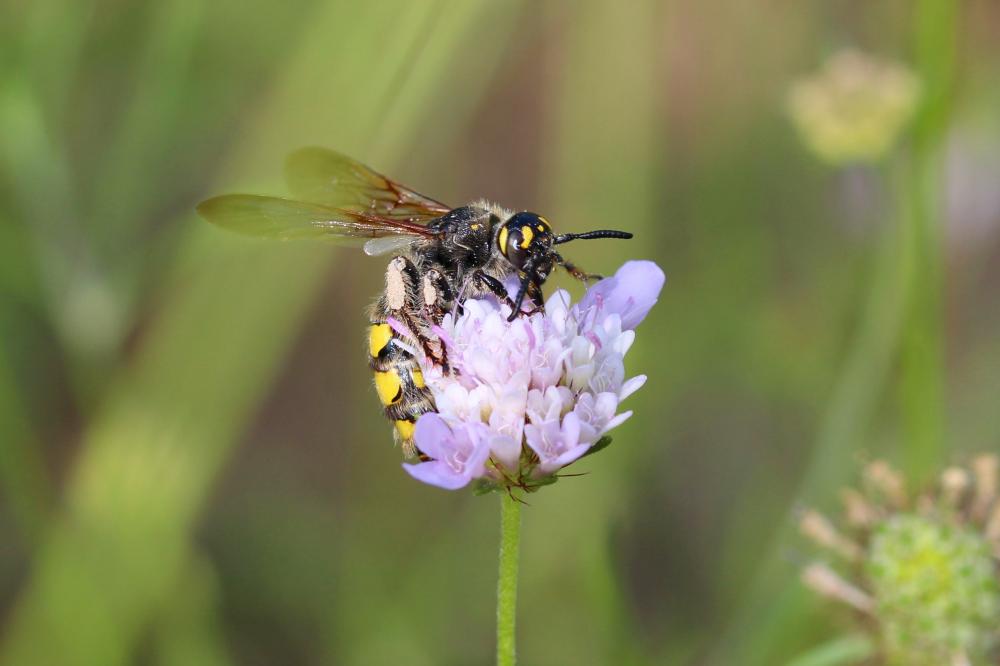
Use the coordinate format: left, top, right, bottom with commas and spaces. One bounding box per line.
385, 256, 449, 371
473, 270, 543, 318
421, 268, 454, 324
553, 252, 603, 285
400, 306, 449, 372
420, 269, 452, 371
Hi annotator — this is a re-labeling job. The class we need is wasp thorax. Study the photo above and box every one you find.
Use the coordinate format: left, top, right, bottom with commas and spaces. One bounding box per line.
498, 212, 553, 271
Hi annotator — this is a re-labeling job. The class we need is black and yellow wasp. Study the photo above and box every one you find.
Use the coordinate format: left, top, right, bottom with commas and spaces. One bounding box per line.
197, 148, 632, 457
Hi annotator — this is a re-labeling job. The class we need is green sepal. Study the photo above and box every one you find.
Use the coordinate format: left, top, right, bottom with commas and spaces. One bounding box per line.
472, 479, 502, 495
522, 474, 559, 492
580, 435, 613, 459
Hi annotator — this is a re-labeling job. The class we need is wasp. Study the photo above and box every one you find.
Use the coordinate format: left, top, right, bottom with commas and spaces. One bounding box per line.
197, 148, 632, 457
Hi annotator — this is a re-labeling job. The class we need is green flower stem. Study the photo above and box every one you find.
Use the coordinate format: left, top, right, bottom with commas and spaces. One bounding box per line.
497, 493, 522, 666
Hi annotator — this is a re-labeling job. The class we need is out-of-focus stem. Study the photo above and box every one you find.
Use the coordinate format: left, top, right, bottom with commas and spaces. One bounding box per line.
0, 340, 50, 549
899, 0, 956, 482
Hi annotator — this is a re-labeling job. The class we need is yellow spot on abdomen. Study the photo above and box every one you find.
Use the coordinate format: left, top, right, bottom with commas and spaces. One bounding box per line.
498, 226, 509, 254
368, 323, 392, 358
374, 369, 403, 405
520, 225, 534, 248
395, 419, 415, 441
412, 367, 426, 389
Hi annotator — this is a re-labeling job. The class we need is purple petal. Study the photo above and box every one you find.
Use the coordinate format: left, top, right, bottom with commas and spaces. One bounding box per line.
402, 460, 471, 490
544, 289, 572, 322
460, 423, 494, 478
598, 391, 619, 413
413, 413, 454, 461
524, 420, 560, 462
543, 443, 592, 473
604, 410, 633, 432
577, 260, 665, 330
489, 434, 521, 472
560, 411, 582, 451
619, 375, 647, 401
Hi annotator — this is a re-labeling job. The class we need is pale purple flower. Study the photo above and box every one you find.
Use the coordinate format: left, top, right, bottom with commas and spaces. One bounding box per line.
403, 260, 665, 491
402, 413, 492, 489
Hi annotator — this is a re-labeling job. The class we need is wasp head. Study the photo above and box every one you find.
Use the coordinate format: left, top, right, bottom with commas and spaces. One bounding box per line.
498, 212, 633, 322
498, 212, 554, 274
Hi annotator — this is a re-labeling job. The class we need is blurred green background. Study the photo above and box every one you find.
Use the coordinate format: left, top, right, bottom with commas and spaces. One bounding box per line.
1, 1, 998, 664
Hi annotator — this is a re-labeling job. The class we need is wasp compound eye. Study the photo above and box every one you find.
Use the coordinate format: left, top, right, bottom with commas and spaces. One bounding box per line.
498, 212, 552, 271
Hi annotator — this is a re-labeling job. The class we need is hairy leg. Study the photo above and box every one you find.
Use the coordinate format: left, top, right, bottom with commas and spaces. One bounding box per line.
473, 270, 543, 318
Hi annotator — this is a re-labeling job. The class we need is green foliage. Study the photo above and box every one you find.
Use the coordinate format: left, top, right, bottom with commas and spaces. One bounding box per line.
580, 435, 613, 459
0, 0, 988, 665
787, 635, 875, 666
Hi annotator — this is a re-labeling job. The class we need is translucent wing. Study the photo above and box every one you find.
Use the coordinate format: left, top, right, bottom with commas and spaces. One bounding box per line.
363, 235, 421, 256
196, 194, 436, 243
284, 147, 452, 222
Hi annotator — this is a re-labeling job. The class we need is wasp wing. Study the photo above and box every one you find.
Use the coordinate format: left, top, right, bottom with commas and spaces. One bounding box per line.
196, 194, 436, 243
284, 147, 452, 222
363, 235, 422, 256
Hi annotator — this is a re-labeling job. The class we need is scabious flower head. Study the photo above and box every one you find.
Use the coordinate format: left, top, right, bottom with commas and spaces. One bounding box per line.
402, 260, 664, 493
800, 456, 1000, 665
787, 48, 921, 165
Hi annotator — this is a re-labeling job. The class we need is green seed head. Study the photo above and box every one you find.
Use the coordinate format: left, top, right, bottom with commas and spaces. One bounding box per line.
866, 514, 1000, 664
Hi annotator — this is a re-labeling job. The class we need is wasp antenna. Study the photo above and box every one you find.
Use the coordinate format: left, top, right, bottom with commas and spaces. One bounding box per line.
552, 229, 633, 245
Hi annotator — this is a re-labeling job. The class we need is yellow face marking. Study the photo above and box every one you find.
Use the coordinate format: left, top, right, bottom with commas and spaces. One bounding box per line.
498, 226, 509, 255
374, 369, 403, 405
520, 225, 534, 249
395, 419, 415, 441
368, 323, 392, 358
536, 225, 545, 232
411, 367, 426, 389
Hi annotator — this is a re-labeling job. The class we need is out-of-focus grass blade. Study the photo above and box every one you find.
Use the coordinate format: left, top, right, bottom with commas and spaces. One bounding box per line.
1, 2, 119, 404
898, 0, 957, 482
0, 336, 50, 549
0, 2, 508, 664
0, 80, 102, 369
87, 0, 205, 255
153, 557, 232, 666
786, 635, 874, 666
14, 1, 94, 112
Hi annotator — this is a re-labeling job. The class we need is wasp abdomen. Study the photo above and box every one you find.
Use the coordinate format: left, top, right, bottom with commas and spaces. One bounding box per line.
368, 321, 435, 457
